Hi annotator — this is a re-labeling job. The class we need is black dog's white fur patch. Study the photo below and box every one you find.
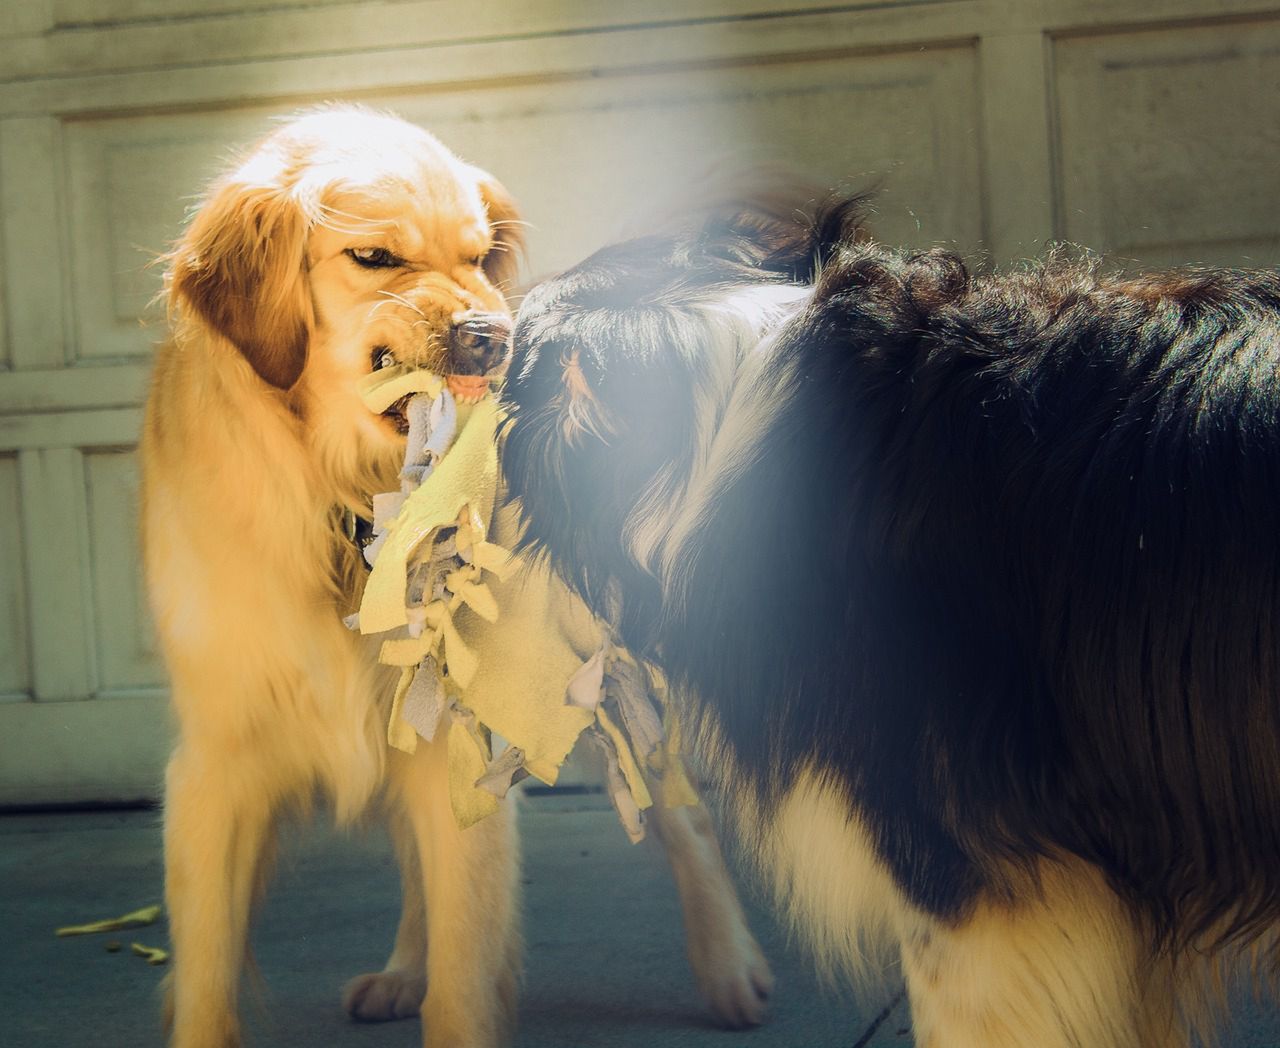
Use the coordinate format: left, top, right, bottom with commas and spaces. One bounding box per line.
501, 197, 1280, 1047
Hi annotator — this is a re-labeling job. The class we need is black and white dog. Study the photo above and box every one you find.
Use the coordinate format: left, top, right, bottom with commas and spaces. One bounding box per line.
501, 197, 1280, 1047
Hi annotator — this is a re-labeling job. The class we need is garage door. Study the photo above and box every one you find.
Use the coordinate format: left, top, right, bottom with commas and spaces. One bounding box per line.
1, 0, 1276, 803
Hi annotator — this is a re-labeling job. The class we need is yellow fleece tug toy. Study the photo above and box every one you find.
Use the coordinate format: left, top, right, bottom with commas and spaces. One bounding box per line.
349, 366, 697, 836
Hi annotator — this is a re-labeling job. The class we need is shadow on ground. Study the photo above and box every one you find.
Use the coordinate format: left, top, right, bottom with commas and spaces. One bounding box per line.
3, 792, 1277, 1047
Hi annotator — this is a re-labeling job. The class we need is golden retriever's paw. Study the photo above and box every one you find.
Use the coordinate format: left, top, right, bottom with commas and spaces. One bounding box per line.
342, 968, 426, 1022
693, 928, 775, 1029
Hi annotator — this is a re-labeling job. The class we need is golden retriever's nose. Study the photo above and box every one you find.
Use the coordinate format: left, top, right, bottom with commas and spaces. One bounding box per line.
448, 312, 512, 376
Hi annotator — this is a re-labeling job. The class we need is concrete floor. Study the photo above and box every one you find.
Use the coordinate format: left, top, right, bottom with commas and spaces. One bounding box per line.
3, 792, 1279, 1048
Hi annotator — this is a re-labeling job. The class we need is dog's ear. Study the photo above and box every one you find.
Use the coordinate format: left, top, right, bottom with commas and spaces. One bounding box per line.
168, 176, 313, 390
475, 173, 525, 295
701, 189, 875, 283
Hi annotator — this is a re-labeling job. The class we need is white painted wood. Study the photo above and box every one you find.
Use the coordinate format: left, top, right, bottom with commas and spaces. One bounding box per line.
7, 0, 1280, 101
0, 409, 144, 452
0, 191, 8, 370
0, 692, 169, 806
391, 41, 983, 272
0, 0, 53, 40
0, 0, 1274, 802
55, 0, 937, 24
55, 0, 354, 22
6, 0, 949, 83
16, 446, 96, 703
63, 111, 263, 362
1053, 14, 1280, 268
977, 31, 1056, 261
0, 364, 150, 415
0, 454, 31, 700
0, 118, 70, 369
0, 9, 977, 117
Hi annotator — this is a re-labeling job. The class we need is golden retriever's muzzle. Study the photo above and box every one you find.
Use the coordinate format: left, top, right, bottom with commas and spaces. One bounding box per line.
448, 311, 512, 376
376, 312, 512, 432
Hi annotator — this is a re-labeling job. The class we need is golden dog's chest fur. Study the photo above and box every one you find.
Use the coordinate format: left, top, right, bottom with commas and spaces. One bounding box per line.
144, 348, 387, 815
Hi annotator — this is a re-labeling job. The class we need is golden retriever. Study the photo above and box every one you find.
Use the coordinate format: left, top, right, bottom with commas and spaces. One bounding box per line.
141, 104, 772, 1048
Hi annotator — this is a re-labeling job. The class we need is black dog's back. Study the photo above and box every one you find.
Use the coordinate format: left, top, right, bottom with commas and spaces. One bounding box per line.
668, 239, 1280, 947
503, 196, 1280, 1042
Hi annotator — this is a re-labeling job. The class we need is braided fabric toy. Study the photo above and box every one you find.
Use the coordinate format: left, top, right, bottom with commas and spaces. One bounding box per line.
349, 366, 697, 834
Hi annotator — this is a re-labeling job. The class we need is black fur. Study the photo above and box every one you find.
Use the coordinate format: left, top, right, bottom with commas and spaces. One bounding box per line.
501, 199, 1280, 954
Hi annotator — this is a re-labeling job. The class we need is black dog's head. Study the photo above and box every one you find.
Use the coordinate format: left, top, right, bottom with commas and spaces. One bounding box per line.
500, 196, 865, 648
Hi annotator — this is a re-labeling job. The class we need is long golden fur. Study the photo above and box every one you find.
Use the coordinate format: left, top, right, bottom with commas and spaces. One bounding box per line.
141, 104, 773, 1048
142, 104, 524, 1048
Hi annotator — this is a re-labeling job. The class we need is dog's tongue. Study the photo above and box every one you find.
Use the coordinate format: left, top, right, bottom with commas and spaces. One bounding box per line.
446, 374, 490, 401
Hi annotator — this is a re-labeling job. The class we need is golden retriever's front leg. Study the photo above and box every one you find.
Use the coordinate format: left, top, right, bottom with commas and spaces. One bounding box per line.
342, 809, 428, 1021
649, 794, 774, 1028
164, 743, 275, 1048
391, 732, 521, 1048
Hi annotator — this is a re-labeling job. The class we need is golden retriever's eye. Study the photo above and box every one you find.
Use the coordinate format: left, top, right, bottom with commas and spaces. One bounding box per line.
346, 247, 403, 269
372, 347, 397, 371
